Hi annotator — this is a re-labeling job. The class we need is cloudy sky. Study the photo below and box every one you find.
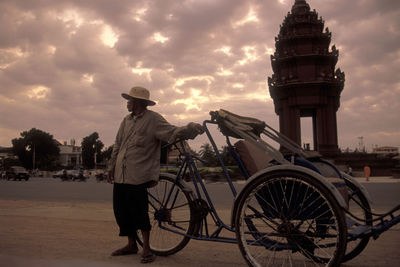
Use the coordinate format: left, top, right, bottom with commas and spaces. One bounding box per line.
1, 0, 399, 152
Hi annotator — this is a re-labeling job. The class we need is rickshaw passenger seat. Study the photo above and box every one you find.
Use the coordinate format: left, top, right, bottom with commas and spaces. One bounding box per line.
234, 140, 272, 176
234, 140, 349, 207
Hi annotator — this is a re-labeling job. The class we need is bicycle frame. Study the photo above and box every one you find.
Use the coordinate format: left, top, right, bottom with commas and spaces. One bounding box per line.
159, 119, 243, 244
154, 117, 347, 244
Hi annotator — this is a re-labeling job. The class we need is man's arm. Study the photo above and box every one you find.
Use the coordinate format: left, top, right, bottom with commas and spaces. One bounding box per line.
107, 119, 125, 183
153, 113, 203, 143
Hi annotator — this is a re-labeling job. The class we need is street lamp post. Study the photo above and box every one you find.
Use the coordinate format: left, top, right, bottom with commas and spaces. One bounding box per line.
0, 156, 4, 172
26, 143, 36, 170
93, 144, 97, 169
32, 143, 36, 171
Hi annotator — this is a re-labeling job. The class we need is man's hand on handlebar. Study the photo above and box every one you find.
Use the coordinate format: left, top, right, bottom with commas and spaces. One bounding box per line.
188, 122, 205, 135
184, 122, 205, 140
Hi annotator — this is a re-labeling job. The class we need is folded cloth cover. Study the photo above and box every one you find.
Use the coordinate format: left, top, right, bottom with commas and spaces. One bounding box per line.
215, 109, 266, 138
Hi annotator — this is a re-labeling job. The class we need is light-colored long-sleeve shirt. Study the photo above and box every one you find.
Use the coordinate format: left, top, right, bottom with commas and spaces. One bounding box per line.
108, 109, 193, 185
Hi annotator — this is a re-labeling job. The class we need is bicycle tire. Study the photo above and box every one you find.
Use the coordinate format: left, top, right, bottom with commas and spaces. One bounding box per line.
342, 177, 372, 262
234, 170, 347, 266
136, 175, 196, 256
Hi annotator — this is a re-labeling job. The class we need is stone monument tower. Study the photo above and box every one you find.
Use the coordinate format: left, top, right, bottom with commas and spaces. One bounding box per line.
268, 0, 345, 156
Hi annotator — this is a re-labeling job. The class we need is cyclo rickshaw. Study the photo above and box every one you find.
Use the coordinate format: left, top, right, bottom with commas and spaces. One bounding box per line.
135, 109, 400, 266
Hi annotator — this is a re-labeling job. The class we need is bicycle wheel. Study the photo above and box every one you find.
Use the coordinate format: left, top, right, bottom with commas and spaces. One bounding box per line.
342, 176, 372, 262
136, 175, 196, 256
235, 170, 347, 266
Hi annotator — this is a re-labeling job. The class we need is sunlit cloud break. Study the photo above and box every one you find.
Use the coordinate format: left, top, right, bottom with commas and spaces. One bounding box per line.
0, 0, 398, 152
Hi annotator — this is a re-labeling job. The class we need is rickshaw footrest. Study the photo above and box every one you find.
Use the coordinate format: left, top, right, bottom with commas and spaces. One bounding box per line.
349, 215, 400, 240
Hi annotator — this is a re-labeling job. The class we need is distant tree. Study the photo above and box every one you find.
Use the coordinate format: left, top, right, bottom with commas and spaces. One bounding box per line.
101, 145, 114, 162
199, 143, 218, 166
11, 128, 60, 170
220, 145, 236, 166
81, 132, 104, 169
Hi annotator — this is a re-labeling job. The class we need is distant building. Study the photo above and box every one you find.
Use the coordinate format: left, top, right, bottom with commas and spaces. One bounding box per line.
0, 146, 15, 169
56, 139, 82, 167
373, 146, 399, 155
0, 146, 18, 170
0, 146, 14, 159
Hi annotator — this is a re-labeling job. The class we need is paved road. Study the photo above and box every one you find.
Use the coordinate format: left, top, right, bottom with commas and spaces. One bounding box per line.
0, 176, 399, 210
0, 176, 399, 267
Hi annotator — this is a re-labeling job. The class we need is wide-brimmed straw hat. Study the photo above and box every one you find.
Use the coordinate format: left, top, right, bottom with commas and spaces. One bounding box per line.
121, 86, 156, 106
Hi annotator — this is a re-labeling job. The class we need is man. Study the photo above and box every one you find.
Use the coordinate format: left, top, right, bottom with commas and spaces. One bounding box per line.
107, 86, 203, 264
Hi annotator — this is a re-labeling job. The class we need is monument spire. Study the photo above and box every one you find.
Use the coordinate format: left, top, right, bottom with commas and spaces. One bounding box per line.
268, 0, 344, 156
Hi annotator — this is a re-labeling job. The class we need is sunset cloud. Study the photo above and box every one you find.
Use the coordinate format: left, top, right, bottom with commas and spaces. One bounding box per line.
0, 0, 399, 152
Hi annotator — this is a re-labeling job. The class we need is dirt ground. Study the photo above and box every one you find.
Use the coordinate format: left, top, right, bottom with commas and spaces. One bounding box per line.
0, 199, 399, 266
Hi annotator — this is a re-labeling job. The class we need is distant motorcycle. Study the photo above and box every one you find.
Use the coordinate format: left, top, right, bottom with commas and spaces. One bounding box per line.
60, 170, 70, 181
72, 170, 87, 182
95, 170, 106, 182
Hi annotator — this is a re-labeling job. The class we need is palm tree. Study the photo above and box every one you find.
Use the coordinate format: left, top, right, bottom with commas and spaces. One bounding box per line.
199, 143, 218, 166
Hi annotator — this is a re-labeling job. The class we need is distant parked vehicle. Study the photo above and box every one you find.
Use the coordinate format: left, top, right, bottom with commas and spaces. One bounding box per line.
53, 169, 71, 181
54, 169, 86, 181
5, 166, 30, 181
32, 170, 44, 177
53, 170, 65, 178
